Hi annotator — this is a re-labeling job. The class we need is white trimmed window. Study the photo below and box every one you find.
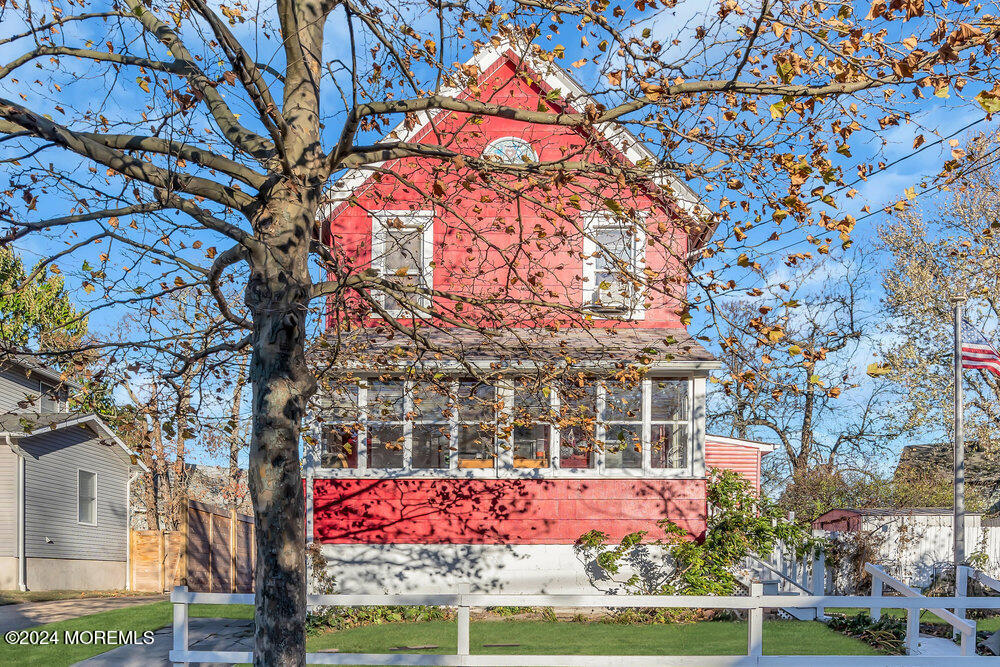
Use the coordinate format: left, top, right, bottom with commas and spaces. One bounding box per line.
650, 378, 689, 468
582, 212, 646, 317
316, 376, 693, 477
78, 470, 97, 525
371, 211, 434, 315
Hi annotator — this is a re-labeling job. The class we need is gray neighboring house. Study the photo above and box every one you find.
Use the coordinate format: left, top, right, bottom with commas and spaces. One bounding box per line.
0, 355, 146, 591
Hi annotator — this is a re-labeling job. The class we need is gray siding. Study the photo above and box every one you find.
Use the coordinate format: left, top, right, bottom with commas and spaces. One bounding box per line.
0, 366, 41, 413
0, 447, 16, 557
22, 425, 129, 561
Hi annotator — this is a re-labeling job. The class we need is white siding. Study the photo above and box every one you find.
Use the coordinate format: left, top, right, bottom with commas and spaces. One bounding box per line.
21, 425, 129, 562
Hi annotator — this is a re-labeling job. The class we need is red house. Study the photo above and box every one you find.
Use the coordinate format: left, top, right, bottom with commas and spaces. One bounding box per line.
305, 41, 770, 593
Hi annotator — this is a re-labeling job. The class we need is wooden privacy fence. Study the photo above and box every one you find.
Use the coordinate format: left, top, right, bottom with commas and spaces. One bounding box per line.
130, 500, 255, 593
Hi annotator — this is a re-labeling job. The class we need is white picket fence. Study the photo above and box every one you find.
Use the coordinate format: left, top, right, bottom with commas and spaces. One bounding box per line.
169, 570, 1000, 666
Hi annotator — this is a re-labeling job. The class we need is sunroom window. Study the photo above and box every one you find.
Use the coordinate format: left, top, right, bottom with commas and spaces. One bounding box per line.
372, 211, 433, 315
315, 375, 693, 475
511, 381, 553, 468
602, 380, 643, 469
411, 381, 451, 469
366, 380, 405, 468
321, 384, 361, 468
558, 380, 597, 469
651, 378, 689, 468
456, 381, 496, 469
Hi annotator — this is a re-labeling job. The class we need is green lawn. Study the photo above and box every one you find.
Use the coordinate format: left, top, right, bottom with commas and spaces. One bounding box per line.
307, 619, 882, 656
1, 605, 882, 666
0, 601, 252, 666
826, 606, 1000, 632
0, 590, 162, 606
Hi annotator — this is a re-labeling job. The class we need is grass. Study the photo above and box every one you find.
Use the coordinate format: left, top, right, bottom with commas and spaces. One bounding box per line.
0, 601, 252, 666
0, 606, 884, 666
826, 606, 1000, 632
306, 619, 883, 656
0, 590, 162, 606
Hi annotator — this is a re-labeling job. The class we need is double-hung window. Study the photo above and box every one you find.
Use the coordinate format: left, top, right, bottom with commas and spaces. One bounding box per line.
582, 212, 646, 316
371, 211, 433, 316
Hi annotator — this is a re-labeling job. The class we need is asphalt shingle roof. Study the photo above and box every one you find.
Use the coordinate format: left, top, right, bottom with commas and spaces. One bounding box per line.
316, 326, 716, 370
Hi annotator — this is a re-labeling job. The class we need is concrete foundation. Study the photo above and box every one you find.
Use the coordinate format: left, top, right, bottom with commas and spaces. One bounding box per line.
25, 558, 126, 591
315, 543, 670, 595
0, 557, 17, 590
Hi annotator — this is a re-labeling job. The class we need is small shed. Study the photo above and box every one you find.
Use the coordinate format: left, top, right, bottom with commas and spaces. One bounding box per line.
813, 508, 1000, 589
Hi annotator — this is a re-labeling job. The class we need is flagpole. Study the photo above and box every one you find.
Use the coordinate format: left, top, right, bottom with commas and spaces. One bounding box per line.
952, 296, 966, 571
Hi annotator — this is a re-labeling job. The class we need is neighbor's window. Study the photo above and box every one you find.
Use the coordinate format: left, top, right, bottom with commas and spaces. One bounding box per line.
651, 379, 689, 468
410, 381, 451, 469
78, 470, 97, 525
602, 380, 643, 469
39, 381, 59, 413
511, 381, 553, 468
558, 380, 596, 469
372, 211, 433, 315
321, 385, 360, 469
366, 380, 405, 468
583, 213, 645, 314
455, 380, 496, 469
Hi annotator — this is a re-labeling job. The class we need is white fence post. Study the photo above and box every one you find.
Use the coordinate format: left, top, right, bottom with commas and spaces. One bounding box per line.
172, 585, 189, 667
905, 606, 920, 655
960, 618, 977, 657
870, 575, 882, 620
956, 564, 970, 629
748, 582, 763, 657
813, 550, 825, 618
457, 582, 471, 662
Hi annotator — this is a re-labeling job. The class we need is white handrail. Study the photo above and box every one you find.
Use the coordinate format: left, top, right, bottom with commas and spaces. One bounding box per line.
864, 563, 977, 656
748, 555, 812, 594
168, 585, 1000, 665
969, 567, 1000, 594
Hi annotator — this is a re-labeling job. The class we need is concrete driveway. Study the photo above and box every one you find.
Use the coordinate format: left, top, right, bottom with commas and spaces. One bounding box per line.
0, 595, 165, 634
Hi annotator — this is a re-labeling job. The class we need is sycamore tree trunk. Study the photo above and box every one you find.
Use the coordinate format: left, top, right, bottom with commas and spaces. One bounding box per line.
246, 188, 317, 665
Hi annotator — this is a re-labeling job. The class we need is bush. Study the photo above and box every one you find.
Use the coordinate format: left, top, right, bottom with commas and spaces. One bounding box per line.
575, 469, 824, 622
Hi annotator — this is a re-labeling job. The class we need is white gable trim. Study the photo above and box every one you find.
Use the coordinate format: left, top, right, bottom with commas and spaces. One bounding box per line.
321, 41, 707, 225
1, 414, 149, 471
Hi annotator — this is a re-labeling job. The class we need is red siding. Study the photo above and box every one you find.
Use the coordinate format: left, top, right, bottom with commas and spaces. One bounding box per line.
313, 478, 707, 545
325, 52, 691, 331
705, 439, 762, 490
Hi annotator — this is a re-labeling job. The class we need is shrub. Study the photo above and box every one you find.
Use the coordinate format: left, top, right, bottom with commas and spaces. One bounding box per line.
575, 469, 824, 622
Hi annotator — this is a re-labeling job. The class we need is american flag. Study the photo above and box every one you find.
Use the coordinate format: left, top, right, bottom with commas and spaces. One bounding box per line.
962, 318, 1000, 377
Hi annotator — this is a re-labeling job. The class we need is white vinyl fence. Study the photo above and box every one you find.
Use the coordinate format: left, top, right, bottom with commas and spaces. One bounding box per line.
169, 571, 1000, 666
